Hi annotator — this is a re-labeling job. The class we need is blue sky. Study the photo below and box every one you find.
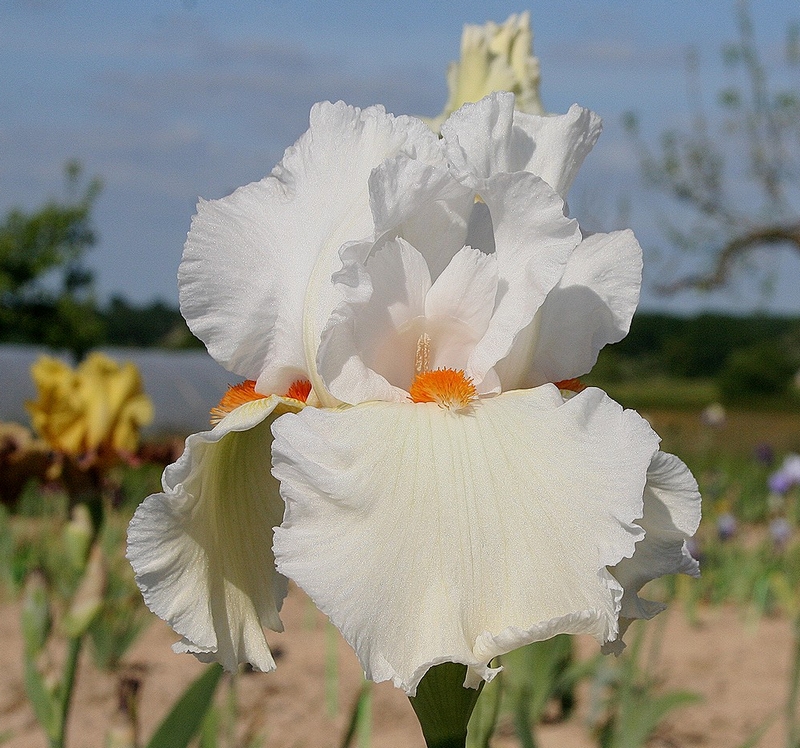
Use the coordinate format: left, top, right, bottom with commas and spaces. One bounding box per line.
2, 0, 799, 314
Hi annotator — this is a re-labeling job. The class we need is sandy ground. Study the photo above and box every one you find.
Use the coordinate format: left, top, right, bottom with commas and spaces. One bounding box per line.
0, 583, 793, 748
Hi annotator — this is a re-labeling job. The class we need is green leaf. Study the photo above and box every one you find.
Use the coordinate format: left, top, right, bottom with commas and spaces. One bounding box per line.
21, 572, 51, 658
145, 664, 224, 748
737, 714, 777, 748
613, 690, 701, 748
340, 681, 372, 748
198, 705, 220, 748
62, 545, 106, 638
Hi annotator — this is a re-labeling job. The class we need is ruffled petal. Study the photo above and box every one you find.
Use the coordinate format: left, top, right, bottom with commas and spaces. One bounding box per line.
179, 101, 439, 400
425, 245, 498, 339
441, 92, 517, 188
509, 104, 603, 198
501, 229, 643, 389
272, 387, 659, 694
318, 238, 431, 404
127, 396, 303, 672
467, 172, 580, 384
441, 93, 602, 198
606, 451, 701, 646
367, 154, 474, 282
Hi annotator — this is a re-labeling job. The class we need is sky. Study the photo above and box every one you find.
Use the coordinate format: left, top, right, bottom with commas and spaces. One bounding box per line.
2, 0, 799, 315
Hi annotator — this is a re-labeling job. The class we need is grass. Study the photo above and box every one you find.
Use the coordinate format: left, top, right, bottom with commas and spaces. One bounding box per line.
585, 372, 800, 414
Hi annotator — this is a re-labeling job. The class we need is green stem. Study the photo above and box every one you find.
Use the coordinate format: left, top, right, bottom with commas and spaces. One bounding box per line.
51, 635, 83, 748
325, 619, 339, 716
408, 663, 483, 748
513, 692, 537, 748
225, 671, 237, 748
357, 681, 372, 748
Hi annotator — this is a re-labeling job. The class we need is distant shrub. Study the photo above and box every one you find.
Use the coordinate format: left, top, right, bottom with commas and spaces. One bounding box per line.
717, 341, 797, 402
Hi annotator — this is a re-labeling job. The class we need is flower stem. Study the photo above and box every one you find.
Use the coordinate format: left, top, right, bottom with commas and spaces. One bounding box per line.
50, 634, 83, 748
408, 663, 483, 748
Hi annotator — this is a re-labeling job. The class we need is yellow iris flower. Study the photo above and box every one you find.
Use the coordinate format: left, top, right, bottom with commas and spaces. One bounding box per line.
27, 353, 153, 465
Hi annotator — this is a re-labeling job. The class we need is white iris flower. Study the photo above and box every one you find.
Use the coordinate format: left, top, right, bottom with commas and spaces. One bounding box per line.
127, 93, 700, 695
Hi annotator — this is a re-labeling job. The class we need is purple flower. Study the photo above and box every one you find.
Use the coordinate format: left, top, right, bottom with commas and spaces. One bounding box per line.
716, 513, 737, 541
768, 454, 800, 495
769, 517, 792, 550
769, 472, 794, 495
753, 443, 774, 466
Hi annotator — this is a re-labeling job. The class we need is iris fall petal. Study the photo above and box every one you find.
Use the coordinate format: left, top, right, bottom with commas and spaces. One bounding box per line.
272, 387, 660, 694
606, 450, 701, 647
128, 396, 303, 672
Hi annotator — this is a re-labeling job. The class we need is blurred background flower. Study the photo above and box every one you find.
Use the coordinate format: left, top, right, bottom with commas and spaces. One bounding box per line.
768, 453, 800, 495
424, 12, 544, 132
26, 353, 153, 469
0, 421, 51, 506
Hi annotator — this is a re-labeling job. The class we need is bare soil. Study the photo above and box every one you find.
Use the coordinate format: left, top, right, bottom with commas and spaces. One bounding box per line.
0, 583, 792, 748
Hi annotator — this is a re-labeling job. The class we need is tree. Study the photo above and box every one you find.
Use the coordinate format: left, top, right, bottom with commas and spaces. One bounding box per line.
0, 161, 103, 360
102, 295, 202, 349
626, 0, 800, 294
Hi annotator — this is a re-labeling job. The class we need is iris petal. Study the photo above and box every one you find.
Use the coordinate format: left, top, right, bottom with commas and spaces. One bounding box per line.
367, 154, 474, 282
441, 92, 602, 199
128, 396, 303, 672
608, 451, 701, 636
500, 228, 643, 389
272, 387, 659, 694
319, 238, 431, 404
467, 171, 580, 384
179, 101, 440, 400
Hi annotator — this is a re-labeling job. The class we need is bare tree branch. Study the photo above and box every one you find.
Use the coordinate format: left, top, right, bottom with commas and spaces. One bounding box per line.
656, 222, 800, 293
633, 1, 800, 296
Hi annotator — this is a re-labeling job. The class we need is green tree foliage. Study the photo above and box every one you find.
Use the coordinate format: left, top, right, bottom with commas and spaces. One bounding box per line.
102, 295, 202, 349
717, 339, 797, 402
591, 312, 800, 406
608, 313, 800, 378
0, 161, 103, 360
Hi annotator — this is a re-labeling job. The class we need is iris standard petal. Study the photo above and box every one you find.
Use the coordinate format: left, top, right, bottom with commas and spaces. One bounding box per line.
320, 242, 501, 402
501, 228, 643, 389
179, 101, 440, 399
441, 93, 602, 199
272, 387, 659, 694
510, 104, 603, 198
127, 396, 303, 672
441, 92, 517, 188
425, 245, 498, 341
424, 246, 499, 388
367, 154, 474, 282
467, 171, 580, 384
